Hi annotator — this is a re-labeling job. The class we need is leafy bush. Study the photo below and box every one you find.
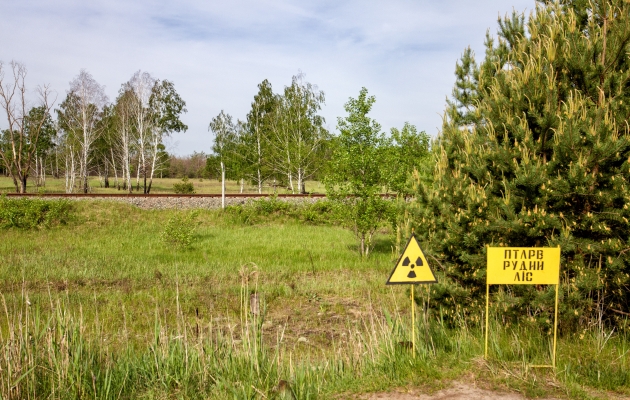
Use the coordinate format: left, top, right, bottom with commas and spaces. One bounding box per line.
0, 196, 73, 229
173, 177, 195, 194
160, 211, 199, 249
224, 198, 345, 226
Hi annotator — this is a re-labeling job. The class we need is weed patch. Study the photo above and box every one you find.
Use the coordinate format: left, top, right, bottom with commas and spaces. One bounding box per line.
0, 195, 73, 229
160, 210, 199, 248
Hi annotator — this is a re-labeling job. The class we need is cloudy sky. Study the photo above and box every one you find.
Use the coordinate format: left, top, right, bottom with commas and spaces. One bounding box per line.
2, 0, 534, 156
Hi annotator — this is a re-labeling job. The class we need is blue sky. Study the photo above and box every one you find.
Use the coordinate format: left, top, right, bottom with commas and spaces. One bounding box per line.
1, 0, 534, 155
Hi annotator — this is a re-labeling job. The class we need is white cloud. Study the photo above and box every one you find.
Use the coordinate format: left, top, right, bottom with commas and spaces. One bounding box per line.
1, 0, 534, 155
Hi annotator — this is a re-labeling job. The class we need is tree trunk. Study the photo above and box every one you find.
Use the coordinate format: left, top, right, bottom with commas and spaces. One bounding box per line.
20, 175, 27, 194
104, 163, 109, 188
65, 157, 69, 193
360, 235, 365, 258
221, 161, 225, 209
297, 168, 303, 194
35, 156, 39, 187
55, 149, 59, 178
40, 156, 46, 187
136, 159, 141, 191
287, 172, 294, 193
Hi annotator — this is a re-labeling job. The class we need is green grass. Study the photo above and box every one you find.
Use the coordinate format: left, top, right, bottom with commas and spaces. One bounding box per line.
1, 200, 630, 399
0, 176, 328, 194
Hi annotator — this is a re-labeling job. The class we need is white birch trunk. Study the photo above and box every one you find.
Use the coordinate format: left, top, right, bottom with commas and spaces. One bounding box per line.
110, 148, 119, 189
297, 167, 303, 194
40, 156, 45, 187
65, 157, 69, 193
221, 160, 225, 209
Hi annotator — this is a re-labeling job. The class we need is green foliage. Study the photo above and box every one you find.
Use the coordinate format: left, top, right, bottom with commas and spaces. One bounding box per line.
2, 201, 630, 397
172, 177, 195, 194
0, 196, 73, 229
208, 75, 329, 194
150, 79, 188, 135
325, 88, 393, 257
241, 79, 277, 190
3, 290, 630, 398
160, 211, 199, 248
383, 122, 431, 196
444, 46, 480, 127
224, 197, 343, 225
271, 74, 329, 193
0, 104, 57, 193
409, 0, 630, 327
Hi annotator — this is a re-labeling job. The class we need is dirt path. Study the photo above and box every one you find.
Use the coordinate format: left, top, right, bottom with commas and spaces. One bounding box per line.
363, 381, 559, 400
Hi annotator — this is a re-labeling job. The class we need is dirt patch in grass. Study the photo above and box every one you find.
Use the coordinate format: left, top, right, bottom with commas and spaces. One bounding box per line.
362, 380, 630, 400
362, 380, 559, 400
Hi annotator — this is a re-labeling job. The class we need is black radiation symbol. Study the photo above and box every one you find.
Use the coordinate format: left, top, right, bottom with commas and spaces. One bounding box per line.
402, 256, 423, 278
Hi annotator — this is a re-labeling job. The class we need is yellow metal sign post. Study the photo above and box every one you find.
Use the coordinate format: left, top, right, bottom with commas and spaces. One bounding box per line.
485, 247, 561, 368
387, 233, 437, 356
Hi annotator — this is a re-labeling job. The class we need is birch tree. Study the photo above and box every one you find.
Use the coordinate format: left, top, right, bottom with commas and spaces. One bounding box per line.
0, 61, 55, 193
112, 87, 136, 192
127, 71, 155, 193
29, 107, 56, 188
209, 110, 236, 209
242, 79, 276, 193
146, 79, 187, 193
58, 70, 107, 193
269, 73, 326, 193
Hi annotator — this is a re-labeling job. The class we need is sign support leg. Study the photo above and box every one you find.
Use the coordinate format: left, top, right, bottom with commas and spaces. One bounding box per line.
411, 284, 415, 357
485, 283, 489, 359
552, 283, 559, 368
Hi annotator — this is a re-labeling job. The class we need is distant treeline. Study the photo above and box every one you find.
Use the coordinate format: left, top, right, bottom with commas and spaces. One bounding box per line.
0, 66, 186, 194
0, 66, 429, 195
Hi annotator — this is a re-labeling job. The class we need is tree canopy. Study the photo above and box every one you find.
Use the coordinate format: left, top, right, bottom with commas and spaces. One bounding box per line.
409, 0, 630, 325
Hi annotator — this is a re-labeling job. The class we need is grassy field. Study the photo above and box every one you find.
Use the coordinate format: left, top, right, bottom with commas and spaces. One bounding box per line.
0, 176, 328, 194
1, 199, 630, 399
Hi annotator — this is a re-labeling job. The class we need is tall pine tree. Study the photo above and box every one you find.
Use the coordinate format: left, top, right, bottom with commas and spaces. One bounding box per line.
409, 0, 630, 327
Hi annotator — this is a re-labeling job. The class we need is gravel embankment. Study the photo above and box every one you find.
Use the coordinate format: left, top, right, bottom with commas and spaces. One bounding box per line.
32, 195, 326, 210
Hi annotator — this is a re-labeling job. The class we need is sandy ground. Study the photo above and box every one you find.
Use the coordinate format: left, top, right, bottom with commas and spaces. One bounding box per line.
361, 380, 630, 400
362, 381, 555, 400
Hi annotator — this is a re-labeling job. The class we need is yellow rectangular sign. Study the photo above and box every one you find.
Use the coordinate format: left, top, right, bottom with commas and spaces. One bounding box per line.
487, 247, 560, 285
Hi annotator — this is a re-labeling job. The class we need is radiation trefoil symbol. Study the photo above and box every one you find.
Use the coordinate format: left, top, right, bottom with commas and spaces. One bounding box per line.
402, 256, 423, 278
386, 234, 437, 285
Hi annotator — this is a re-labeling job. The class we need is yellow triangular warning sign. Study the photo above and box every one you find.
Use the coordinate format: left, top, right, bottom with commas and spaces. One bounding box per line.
386, 235, 437, 285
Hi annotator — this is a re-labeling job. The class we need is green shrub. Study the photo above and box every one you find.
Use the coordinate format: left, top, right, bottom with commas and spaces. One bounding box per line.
172, 177, 195, 194
224, 198, 345, 226
300, 200, 342, 224
160, 211, 199, 249
0, 196, 73, 229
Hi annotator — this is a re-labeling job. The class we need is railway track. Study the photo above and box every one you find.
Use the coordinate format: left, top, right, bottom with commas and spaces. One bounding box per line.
2, 193, 396, 198
3, 193, 328, 198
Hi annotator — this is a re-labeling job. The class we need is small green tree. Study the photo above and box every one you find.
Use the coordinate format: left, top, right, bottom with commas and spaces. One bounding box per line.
383, 122, 431, 196
172, 177, 195, 194
160, 211, 198, 249
325, 88, 392, 257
